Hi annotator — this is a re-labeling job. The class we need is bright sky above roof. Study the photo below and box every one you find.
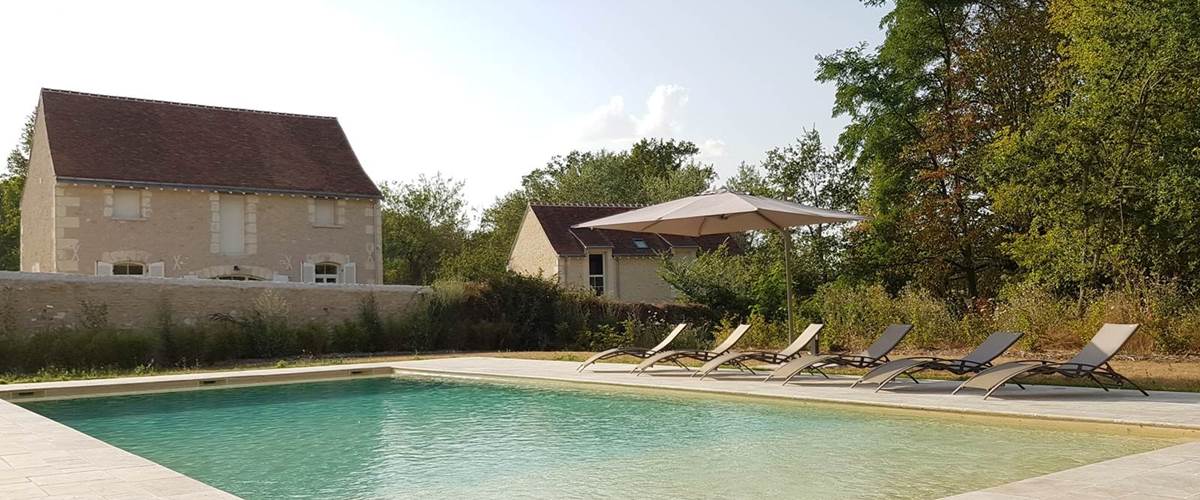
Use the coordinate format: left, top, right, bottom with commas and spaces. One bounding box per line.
0, 0, 886, 214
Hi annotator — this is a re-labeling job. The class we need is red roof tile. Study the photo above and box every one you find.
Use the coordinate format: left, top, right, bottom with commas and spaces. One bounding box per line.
40, 89, 380, 198
528, 203, 738, 256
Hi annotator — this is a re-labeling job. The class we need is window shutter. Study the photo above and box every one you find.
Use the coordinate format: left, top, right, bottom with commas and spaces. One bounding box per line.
95, 261, 113, 276
301, 262, 315, 283
342, 262, 356, 284
148, 262, 165, 278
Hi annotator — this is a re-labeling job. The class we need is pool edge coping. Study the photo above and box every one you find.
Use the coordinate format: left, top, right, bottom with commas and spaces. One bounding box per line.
389, 364, 1200, 434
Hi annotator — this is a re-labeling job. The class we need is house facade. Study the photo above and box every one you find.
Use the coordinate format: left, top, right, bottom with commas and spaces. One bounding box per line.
20, 89, 382, 283
508, 203, 737, 303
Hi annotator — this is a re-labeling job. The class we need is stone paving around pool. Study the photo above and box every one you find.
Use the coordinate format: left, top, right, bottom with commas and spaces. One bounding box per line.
396, 357, 1200, 430
1, 356, 1199, 499
0, 396, 237, 499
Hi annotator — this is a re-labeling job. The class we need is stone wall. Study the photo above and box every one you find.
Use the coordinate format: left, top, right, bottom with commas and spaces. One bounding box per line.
47, 185, 383, 283
0, 271, 426, 331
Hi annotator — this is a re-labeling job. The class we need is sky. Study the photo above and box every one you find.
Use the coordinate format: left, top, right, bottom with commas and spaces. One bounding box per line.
0, 0, 886, 216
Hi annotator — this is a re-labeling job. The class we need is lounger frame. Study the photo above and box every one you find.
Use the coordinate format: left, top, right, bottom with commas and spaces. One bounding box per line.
695, 324, 825, 379
632, 324, 751, 375
851, 331, 1023, 392
764, 324, 914, 385
952, 360, 1148, 399
576, 323, 688, 372
953, 323, 1148, 399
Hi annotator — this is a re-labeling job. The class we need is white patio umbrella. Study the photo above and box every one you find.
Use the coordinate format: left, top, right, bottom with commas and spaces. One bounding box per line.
573, 189, 865, 351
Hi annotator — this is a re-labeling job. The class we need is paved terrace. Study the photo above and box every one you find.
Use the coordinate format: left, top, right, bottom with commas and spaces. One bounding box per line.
394, 357, 1200, 430
1, 357, 1198, 499
0, 397, 237, 499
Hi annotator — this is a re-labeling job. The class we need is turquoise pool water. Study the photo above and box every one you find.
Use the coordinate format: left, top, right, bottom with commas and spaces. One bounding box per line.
22, 377, 1175, 499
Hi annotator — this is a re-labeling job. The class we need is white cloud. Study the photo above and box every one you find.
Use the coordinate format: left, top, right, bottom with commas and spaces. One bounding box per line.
578, 96, 635, 142
571, 84, 721, 158
698, 139, 727, 159
634, 84, 688, 137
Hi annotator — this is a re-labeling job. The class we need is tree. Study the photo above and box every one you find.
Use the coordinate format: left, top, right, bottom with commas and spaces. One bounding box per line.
444, 138, 716, 280
727, 130, 861, 290
988, 0, 1200, 293
379, 174, 470, 285
0, 112, 34, 270
819, 0, 1058, 301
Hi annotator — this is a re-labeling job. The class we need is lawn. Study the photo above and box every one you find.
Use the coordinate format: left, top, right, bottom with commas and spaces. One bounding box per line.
2, 350, 1198, 393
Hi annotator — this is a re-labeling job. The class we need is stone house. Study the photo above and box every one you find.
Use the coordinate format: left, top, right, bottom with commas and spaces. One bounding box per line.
508, 203, 737, 303
20, 89, 382, 283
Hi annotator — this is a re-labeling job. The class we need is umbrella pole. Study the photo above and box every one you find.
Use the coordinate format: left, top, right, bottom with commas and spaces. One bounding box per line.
781, 228, 816, 355
781, 229, 795, 348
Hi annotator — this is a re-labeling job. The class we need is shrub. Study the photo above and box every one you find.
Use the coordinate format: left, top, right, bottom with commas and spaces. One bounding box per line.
993, 281, 1069, 351
893, 287, 961, 349
737, 312, 790, 350
809, 281, 896, 350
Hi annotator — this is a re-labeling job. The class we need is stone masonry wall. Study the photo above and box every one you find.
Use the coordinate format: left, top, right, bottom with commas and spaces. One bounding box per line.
0, 272, 426, 331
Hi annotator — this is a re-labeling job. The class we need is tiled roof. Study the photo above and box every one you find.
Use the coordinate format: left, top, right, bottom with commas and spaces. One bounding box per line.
528, 203, 738, 256
39, 89, 380, 198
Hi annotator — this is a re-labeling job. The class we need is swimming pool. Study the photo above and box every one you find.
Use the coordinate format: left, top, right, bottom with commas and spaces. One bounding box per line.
20, 376, 1178, 499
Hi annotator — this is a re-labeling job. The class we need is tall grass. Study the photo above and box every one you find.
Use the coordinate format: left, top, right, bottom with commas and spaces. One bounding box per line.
806, 279, 1200, 355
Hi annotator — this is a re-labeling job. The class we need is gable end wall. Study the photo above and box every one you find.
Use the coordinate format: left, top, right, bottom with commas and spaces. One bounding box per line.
20, 101, 56, 273
507, 206, 560, 280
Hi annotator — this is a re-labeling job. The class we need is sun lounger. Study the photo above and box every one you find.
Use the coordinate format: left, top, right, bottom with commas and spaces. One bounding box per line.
953, 323, 1148, 399
631, 324, 751, 375
763, 324, 913, 385
694, 324, 824, 379
851, 331, 1023, 392
577, 323, 689, 372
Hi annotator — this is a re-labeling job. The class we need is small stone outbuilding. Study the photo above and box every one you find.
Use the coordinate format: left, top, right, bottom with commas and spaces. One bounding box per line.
20, 89, 382, 284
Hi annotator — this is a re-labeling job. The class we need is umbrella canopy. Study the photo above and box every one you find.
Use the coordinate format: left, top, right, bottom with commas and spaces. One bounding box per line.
571, 189, 864, 236
573, 189, 865, 350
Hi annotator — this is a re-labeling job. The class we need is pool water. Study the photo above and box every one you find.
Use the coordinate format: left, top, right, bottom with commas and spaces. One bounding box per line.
21, 377, 1176, 499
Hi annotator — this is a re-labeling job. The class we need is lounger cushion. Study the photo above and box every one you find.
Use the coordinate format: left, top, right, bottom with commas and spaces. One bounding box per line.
697, 350, 770, 376
578, 347, 649, 371
856, 358, 930, 386
767, 354, 840, 380
956, 361, 1045, 392
634, 349, 700, 371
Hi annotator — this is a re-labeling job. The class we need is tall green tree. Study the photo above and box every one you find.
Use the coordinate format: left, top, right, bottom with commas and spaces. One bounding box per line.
820, 0, 1058, 300
0, 112, 34, 270
988, 0, 1200, 293
443, 138, 716, 280
727, 130, 860, 289
379, 174, 470, 285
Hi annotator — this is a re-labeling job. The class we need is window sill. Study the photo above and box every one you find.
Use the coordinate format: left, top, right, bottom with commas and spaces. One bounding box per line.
111, 217, 147, 222
312, 224, 343, 229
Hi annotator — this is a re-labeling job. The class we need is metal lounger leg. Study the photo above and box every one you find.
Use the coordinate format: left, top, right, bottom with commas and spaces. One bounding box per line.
1087, 373, 1110, 392
1101, 364, 1149, 397
1118, 375, 1150, 397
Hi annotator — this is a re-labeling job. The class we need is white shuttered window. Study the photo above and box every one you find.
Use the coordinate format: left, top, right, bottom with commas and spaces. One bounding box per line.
113, 190, 141, 219
314, 199, 336, 226
219, 195, 245, 255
